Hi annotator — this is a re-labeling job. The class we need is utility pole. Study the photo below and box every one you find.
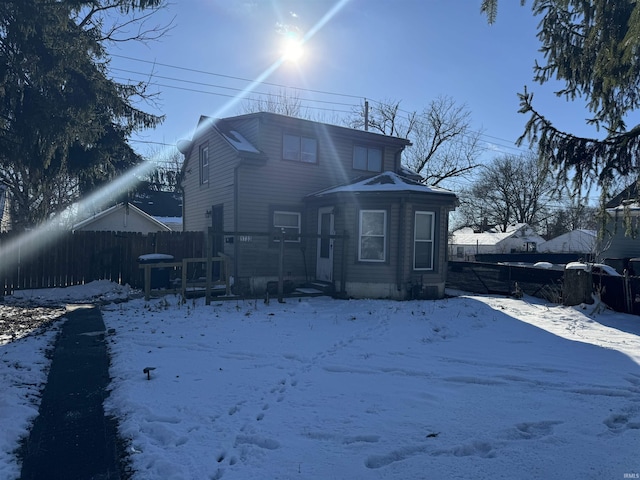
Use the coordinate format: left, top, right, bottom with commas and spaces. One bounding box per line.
364, 99, 369, 131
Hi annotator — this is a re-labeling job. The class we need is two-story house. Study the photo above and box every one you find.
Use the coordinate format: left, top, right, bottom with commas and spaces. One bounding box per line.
179, 112, 458, 300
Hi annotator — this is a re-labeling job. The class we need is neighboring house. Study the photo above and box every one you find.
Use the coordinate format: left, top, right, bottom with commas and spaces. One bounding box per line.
179, 112, 458, 300
449, 223, 545, 261
538, 229, 597, 254
131, 190, 183, 231
73, 202, 172, 234
602, 181, 640, 259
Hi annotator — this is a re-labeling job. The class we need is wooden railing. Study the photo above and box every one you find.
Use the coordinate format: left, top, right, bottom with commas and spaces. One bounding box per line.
139, 254, 232, 304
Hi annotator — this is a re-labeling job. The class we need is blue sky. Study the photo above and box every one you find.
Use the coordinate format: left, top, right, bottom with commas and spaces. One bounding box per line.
111, 1, 599, 178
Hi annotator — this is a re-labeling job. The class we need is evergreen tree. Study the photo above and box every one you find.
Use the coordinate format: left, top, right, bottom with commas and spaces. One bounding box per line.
0, 0, 166, 229
480, 1, 640, 197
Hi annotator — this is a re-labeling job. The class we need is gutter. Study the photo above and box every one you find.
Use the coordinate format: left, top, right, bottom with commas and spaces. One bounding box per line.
233, 163, 240, 284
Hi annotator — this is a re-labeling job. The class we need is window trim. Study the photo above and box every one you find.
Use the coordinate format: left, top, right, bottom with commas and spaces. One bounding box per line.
358, 209, 387, 262
414, 211, 435, 271
199, 143, 209, 185
273, 210, 302, 243
353, 145, 383, 173
282, 133, 318, 164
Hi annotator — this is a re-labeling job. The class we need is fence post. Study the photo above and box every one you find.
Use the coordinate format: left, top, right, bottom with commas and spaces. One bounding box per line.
624, 270, 633, 313
206, 233, 213, 305
278, 229, 285, 303
563, 267, 592, 306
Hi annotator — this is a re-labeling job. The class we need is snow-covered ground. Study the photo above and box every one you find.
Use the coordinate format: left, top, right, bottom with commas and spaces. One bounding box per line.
1, 281, 639, 479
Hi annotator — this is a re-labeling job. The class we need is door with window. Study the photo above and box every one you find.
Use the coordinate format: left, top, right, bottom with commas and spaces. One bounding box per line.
316, 207, 335, 282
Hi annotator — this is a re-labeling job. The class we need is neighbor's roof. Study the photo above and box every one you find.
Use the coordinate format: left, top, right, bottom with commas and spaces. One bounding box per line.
73, 202, 171, 232
451, 223, 541, 246
308, 171, 457, 198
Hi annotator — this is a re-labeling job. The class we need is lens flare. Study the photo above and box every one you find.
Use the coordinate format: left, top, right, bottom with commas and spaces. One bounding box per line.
0, 0, 352, 280
281, 36, 304, 62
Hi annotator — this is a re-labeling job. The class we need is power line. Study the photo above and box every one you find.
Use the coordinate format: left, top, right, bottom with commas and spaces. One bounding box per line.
110, 54, 364, 100
110, 54, 528, 151
110, 67, 359, 108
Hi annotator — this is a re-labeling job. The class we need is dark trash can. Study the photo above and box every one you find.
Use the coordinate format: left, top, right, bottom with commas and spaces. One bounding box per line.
138, 254, 175, 289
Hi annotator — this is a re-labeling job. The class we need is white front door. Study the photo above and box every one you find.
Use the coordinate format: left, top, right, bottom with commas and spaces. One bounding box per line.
316, 207, 335, 282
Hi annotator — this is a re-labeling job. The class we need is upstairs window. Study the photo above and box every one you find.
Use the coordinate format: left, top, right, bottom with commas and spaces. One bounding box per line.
199, 144, 209, 185
273, 211, 301, 242
358, 210, 386, 262
283, 134, 317, 163
353, 145, 382, 172
414, 211, 435, 270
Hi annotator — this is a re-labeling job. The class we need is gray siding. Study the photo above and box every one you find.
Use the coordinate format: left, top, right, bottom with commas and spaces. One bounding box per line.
182, 127, 238, 233
181, 112, 459, 297
603, 214, 640, 259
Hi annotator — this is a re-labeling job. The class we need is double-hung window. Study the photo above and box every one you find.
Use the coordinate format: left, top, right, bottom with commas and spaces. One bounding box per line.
273, 211, 301, 242
414, 211, 435, 270
358, 210, 386, 262
283, 134, 317, 163
199, 144, 209, 185
353, 145, 382, 172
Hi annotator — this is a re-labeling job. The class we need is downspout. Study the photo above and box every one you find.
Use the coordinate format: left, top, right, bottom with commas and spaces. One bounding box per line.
233, 163, 240, 287
397, 197, 406, 293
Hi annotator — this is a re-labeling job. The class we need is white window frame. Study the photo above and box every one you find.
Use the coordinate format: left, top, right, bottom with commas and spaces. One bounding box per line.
273, 211, 301, 243
358, 209, 387, 262
199, 144, 209, 185
283, 134, 317, 163
414, 211, 435, 270
353, 145, 382, 172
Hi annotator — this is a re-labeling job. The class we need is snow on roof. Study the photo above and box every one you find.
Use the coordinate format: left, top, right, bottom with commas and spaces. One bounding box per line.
451, 223, 542, 246
212, 119, 260, 154
308, 171, 457, 198
538, 229, 597, 253
451, 230, 515, 246
607, 201, 640, 211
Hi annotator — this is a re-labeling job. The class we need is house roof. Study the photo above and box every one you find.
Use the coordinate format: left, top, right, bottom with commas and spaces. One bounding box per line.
307, 171, 457, 199
538, 229, 597, 253
209, 117, 261, 154
178, 111, 413, 158
606, 180, 639, 209
228, 111, 412, 147
177, 116, 264, 159
131, 191, 182, 218
451, 223, 543, 246
73, 202, 171, 232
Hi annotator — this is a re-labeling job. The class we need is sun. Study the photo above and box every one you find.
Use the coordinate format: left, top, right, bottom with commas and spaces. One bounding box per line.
281, 36, 304, 63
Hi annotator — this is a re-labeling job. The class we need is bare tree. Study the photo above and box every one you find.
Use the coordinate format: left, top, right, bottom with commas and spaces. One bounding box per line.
143, 146, 183, 192
242, 88, 305, 117
350, 96, 483, 187
544, 203, 599, 239
457, 152, 557, 233
349, 98, 417, 138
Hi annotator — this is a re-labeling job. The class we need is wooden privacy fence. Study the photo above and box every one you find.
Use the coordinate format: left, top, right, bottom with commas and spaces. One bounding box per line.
0, 230, 205, 296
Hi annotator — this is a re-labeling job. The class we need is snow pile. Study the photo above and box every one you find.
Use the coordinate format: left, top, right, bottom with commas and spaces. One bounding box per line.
6, 280, 135, 306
